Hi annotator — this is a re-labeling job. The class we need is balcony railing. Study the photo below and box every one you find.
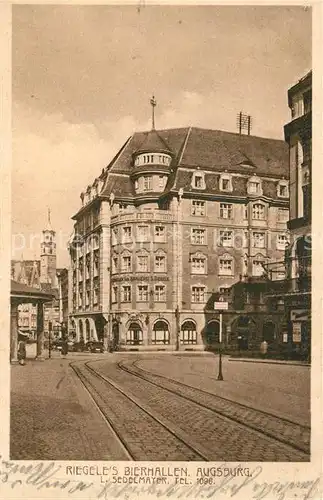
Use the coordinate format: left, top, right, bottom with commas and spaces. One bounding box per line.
111, 210, 174, 223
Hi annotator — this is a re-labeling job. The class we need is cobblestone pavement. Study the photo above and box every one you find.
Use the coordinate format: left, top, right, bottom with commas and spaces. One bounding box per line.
11, 353, 310, 461
131, 354, 310, 425
92, 359, 309, 462
119, 359, 310, 455
11, 356, 129, 460
72, 362, 205, 461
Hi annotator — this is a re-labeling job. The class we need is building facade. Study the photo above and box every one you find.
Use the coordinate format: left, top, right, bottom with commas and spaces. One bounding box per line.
266, 71, 311, 360
69, 125, 289, 351
11, 213, 68, 339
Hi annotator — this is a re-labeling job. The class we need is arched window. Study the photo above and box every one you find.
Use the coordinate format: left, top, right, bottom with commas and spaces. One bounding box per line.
152, 320, 170, 345
126, 322, 143, 345
180, 320, 197, 345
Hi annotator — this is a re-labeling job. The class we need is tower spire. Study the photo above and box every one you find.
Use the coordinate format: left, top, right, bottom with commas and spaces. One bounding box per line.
150, 95, 157, 130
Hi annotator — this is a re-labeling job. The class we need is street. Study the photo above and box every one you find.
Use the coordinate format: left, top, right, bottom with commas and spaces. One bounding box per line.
11, 353, 310, 462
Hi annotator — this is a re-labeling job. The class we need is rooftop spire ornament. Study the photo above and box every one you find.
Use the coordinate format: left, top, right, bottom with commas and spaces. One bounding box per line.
150, 95, 157, 130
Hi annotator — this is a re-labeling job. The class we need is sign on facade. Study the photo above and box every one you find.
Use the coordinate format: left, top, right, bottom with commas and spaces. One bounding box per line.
290, 309, 310, 322
292, 322, 302, 343
214, 302, 229, 310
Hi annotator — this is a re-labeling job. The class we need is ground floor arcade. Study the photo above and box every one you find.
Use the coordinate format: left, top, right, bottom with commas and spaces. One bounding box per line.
69, 308, 286, 353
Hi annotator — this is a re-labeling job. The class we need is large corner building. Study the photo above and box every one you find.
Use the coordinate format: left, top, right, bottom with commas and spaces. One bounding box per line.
69, 120, 290, 351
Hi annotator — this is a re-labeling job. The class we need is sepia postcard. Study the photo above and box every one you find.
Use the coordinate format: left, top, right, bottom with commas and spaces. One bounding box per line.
0, 2, 322, 500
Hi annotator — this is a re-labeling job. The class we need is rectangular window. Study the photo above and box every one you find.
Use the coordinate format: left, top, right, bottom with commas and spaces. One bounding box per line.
159, 176, 165, 188
279, 184, 288, 197
180, 328, 197, 345
112, 228, 118, 245
219, 258, 233, 276
191, 228, 205, 244
219, 287, 231, 299
79, 292, 83, 308
154, 225, 165, 241
221, 178, 230, 191
191, 286, 206, 303
93, 252, 99, 277
138, 225, 149, 241
155, 255, 166, 272
112, 257, 118, 274
154, 284, 166, 302
122, 285, 131, 302
252, 232, 265, 248
277, 234, 289, 250
219, 230, 233, 247
122, 226, 132, 243
137, 255, 148, 272
112, 286, 118, 303
194, 175, 203, 188
121, 255, 132, 273
152, 329, 170, 345
191, 257, 206, 274
244, 205, 249, 219
191, 200, 205, 216
137, 285, 149, 302
278, 208, 289, 222
249, 182, 260, 194
93, 287, 99, 305
252, 204, 265, 220
219, 203, 232, 219
143, 176, 152, 191
126, 328, 143, 345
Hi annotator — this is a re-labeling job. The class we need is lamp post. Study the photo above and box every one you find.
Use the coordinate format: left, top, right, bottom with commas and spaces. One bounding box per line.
48, 321, 52, 359
214, 297, 228, 381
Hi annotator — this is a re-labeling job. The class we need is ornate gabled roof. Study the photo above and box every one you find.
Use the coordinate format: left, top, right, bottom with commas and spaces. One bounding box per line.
135, 129, 172, 155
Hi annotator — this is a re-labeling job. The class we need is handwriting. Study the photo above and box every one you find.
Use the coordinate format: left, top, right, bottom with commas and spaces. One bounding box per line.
0, 456, 320, 500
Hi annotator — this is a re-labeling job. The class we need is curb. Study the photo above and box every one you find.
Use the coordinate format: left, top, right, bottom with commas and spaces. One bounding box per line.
228, 358, 311, 367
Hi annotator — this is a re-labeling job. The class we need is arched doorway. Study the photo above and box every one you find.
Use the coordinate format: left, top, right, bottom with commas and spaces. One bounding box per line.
180, 320, 197, 345
263, 321, 276, 343
232, 316, 256, 350
205, 320, 220, 344
85, 318, 90, 342
152, 320, 170, 345
79, 320, 84, 342
126, 322, 143, 346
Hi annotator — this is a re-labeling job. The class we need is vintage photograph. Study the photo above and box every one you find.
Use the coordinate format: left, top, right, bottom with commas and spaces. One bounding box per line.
10, 5, 312, 464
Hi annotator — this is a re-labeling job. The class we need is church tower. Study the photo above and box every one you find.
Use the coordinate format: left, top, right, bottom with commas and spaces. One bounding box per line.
40, 209, 57, 288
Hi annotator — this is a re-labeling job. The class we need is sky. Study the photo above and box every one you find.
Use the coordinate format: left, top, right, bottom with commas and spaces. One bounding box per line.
12, 5, 312, 267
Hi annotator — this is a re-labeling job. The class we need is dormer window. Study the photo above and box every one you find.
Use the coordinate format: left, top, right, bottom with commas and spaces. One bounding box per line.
192, 171, 206, 190
247, 176, 262, 196
277, 180, 289, 198
219, 173, 233, 192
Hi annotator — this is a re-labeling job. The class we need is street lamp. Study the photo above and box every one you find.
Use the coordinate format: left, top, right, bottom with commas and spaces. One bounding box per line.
214, 297, 228, 381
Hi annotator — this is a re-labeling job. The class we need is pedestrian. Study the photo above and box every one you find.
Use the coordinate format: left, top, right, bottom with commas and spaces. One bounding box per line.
61, 338, 68, 358
17, 339, 27, 366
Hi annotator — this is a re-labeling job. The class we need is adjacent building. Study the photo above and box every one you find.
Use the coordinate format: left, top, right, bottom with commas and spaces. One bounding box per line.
69, 121, 290, 351
11, 212, 69, 338
266, 71, 312, 359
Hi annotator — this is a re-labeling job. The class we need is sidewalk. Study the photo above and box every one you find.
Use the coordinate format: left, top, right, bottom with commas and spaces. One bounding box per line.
228, 357, 311, 367
10, 356, 122, 460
